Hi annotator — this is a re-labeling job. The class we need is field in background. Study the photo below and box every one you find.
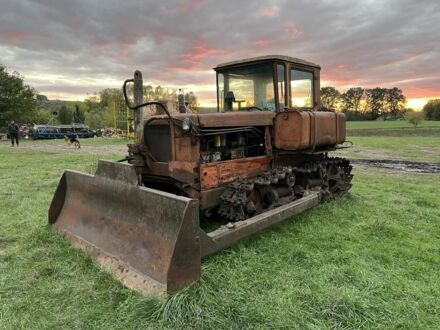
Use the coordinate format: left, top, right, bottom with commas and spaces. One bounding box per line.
0, 123, 439, 329
334, 120, 440, 163
346, 120, 440, 130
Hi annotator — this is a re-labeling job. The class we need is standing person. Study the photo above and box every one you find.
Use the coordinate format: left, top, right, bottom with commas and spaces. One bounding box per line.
8, 121, 19, 147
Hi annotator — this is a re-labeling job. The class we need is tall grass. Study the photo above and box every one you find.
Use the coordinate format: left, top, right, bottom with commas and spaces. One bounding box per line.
1, 146, 439, 329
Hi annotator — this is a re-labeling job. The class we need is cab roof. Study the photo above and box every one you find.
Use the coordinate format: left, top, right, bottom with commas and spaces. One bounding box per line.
215, 55, 320, 70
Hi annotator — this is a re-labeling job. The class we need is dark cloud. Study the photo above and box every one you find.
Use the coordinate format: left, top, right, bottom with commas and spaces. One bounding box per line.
0, 0, 439, 101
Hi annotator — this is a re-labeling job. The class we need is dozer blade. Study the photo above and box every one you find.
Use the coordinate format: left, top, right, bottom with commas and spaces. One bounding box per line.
49, 160, 200, 295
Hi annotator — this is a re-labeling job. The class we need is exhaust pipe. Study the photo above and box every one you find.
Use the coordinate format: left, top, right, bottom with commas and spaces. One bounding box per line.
133, 70, 143, 143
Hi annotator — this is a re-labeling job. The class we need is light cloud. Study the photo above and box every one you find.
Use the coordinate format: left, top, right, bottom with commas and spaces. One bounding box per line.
0, 0, 439, 103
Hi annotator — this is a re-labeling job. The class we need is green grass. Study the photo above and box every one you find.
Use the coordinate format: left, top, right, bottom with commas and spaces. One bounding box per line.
341, 136, 440, 163
1, 147, 440, 329
339, 120, 440, 163
347, 120, 440, 130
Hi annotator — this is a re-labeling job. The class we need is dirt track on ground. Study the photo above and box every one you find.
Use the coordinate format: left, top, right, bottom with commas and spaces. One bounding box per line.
351, 159, 440, 174
0, 139, 127, 156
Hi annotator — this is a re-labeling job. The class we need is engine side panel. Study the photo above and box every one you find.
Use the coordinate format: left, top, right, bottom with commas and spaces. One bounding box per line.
200, 156, 270, 189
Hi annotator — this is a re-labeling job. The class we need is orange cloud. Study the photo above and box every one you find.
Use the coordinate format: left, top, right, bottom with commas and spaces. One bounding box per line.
0, 31, 30, 43
175, 0, 204, 13
95, 42, 109, 49
252, 39, 271, 47
171, 41, 227, 72
284, 23, 303, 38
181, 41, 226, 61
403, 86, 440, 99
169, 63, 201, 73
321, 72, 358, 86
257, 5, 279, 17
119, 43, 134, 58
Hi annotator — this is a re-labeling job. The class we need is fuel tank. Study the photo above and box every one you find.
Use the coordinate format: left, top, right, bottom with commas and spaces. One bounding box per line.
273, 110, 346, 150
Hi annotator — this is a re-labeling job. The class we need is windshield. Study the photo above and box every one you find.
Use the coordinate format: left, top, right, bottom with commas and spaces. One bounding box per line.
217, 63, 275, 111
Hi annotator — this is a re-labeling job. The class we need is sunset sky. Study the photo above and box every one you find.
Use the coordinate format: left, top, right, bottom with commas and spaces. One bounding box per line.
1, 0, 439, 109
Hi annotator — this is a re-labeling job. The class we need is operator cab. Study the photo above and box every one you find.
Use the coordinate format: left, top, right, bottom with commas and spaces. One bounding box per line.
215, 55, 321, 112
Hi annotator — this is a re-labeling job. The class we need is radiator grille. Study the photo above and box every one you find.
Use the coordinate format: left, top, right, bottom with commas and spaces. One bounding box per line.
144, 125, 171, 162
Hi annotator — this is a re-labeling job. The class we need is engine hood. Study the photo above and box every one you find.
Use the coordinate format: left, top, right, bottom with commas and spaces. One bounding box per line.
147, 111, 275, 128
197, 111, 274, 127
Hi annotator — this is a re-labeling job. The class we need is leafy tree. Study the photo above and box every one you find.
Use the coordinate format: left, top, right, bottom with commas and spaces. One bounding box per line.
185, 91, 198, 109
84, 94, 104, 129
58, 105, 73, 124
82, 85, 198, 129
36, 110, 53, 125
365, 88, 387, 119
320, 87, 340, 112
99, 88, 123, 107
385, 87, 406, 117
0, 64, 38, 127
423, 99, 440, 120
73, 103, 85, 123
341, 87, 364, 114
404, 109, 424, 127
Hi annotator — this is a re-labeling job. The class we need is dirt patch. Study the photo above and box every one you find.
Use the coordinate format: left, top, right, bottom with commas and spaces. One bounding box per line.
334, 146, 403, 161
351, 159, 440, 174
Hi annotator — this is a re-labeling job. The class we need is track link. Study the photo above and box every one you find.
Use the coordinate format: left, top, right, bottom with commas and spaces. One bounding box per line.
218, 157, 353, 222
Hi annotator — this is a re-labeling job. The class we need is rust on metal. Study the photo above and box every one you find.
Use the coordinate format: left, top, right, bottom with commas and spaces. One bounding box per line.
169, 161, 199, 186
200, 156, 271, 189
133, 70, 143, 143
200, 192, 320, 257
49, 161, 201, 294
274, 111, 346, 150
49, 55, 353, 295
198, 112, 274, 127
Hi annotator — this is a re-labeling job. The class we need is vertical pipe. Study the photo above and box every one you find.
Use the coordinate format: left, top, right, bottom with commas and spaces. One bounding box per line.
133, 70, 143, 144
113, 101, 116, 133
126, 102, 129, 140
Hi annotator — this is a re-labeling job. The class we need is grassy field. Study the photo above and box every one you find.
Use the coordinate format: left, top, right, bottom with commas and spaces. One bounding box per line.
346, 120, 440, 130
1, 129, 439, 329
336, 121, 440, 163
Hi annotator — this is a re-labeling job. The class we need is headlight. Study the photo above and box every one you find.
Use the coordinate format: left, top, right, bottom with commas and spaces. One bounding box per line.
182, 117, 192, 133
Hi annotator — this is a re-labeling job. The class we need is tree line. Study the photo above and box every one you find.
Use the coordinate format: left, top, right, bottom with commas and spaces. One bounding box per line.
2, 64, 440, 130
320, 86, 407, 120
0, 63, 198, 130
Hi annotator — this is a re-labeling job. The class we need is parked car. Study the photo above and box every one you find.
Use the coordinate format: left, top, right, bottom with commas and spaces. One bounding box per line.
29, 124, 96, 140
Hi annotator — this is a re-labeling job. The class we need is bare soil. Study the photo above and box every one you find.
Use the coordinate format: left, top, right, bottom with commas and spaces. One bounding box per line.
351, 159, 440, 174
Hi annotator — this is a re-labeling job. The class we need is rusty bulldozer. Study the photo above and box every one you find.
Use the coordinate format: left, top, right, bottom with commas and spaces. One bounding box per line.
49, 55, 352, 294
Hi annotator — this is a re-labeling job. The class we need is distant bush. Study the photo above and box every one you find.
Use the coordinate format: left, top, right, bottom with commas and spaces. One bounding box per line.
423, 99, 440, 120
404, 109, 424, 128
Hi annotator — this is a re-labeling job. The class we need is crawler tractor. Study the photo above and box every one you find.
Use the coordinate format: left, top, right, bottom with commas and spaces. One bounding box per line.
49, 55, 352, 294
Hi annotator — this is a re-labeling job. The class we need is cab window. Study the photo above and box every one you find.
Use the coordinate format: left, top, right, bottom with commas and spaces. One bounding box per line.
217, 63, 276, 111
290, 69, 313, 107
